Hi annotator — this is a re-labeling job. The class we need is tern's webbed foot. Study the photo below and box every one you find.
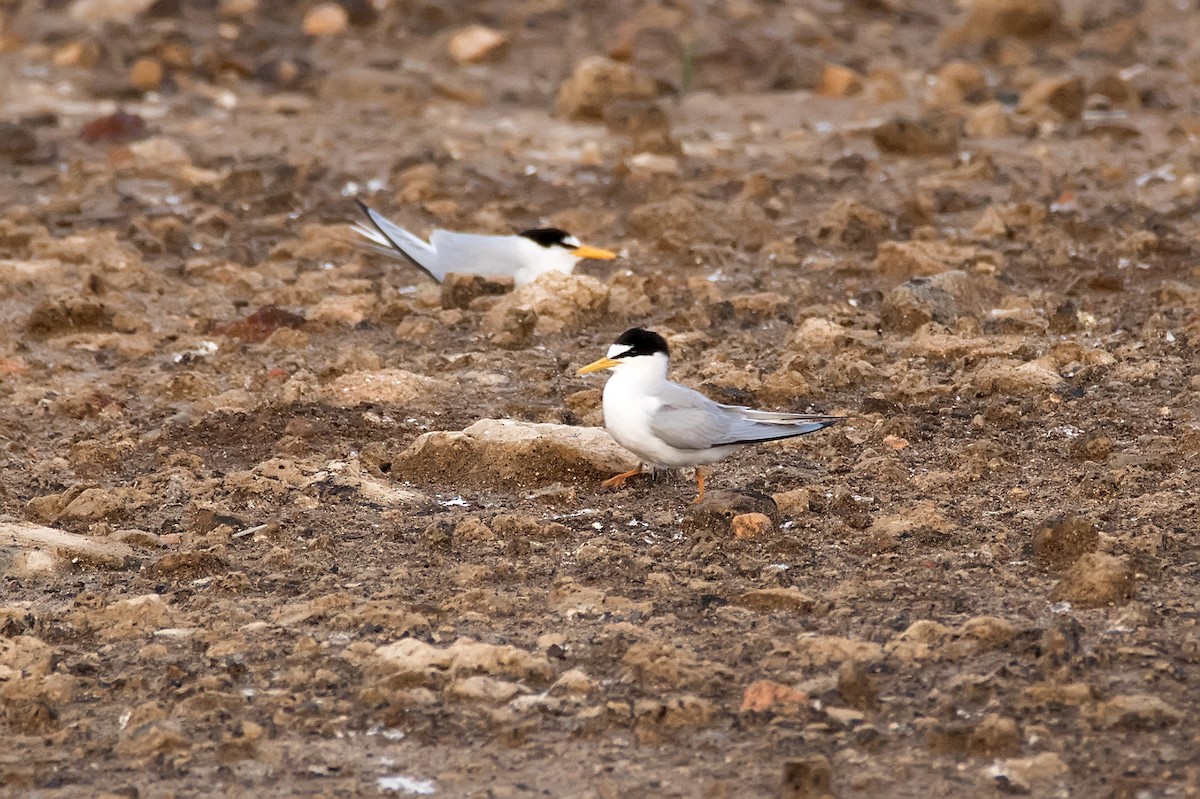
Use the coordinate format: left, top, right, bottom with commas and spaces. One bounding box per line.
601, 465, 642, 490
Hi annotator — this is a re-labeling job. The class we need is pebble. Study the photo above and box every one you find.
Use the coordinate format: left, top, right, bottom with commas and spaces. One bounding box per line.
872, 115, 960, 156
448, 25, 508, 64
302, 2, 348, 36
129, 57, 163, 91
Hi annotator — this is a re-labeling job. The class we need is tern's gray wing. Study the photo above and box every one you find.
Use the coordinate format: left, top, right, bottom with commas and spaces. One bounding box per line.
648, 382, 840, 450
429, 230, 526, 279
646, 383, 737, 451
354, 201, 442, 282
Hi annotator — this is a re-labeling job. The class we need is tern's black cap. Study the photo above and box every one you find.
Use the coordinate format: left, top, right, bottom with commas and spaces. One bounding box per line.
613, 328, 669, 357
519, 227, 575, 249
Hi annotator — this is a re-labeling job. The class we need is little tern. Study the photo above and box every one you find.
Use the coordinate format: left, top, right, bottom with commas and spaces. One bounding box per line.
578, 328, 841, 502
353, 201, 617, 286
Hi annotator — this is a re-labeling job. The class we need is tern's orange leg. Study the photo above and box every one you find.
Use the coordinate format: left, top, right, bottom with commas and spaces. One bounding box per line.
601, 464, 642, 490
691, 469, 707, 504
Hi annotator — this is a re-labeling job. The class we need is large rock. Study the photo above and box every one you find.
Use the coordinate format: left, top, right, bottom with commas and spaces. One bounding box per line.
1, 522, 134, 574
393, 419, 638, 489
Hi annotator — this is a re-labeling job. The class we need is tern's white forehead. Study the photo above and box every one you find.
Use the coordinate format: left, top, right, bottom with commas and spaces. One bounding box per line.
563, 235, 582, 248
606, 343, 632, 359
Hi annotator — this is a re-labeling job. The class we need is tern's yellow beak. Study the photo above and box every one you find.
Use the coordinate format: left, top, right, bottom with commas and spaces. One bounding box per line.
572, 244, 617, 261
577, 356, 621, 375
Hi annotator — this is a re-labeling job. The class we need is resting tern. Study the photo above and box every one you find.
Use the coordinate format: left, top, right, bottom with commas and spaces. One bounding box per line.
578, 328, 841, 503
352, 201, 617, 286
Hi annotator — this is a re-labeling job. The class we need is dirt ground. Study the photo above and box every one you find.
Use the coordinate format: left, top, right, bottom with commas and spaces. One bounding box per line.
1, 0, 1198, 797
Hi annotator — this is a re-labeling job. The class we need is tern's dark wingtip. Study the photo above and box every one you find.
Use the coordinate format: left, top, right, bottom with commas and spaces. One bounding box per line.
353, 198, 372, 216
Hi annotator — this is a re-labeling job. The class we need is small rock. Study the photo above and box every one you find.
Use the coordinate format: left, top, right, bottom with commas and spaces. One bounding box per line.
1051, 553, 1136, 608
1033, 515, 1099, 568
0, 122, 38, 162
953, 616, 1015, 653
772, 487, 813, 516
740, 680, 807, 714
1021, 681, 1092, 707
736, 587, 815, 613
928, 713, 1020, 756
393, 419, 637, 489
731, 512, 774, 539
302, 2, 348, 36
549, 668, 595, 697
794, 635, 885, 667
780, 755, 832, 799
86, 594, 177, 639
447, 25, 508, 64
790, 318, 849, 354
111, 529, 160, 548
69, 0, 156, 23
944, 0, 1063, 43
632, 695, 715, 743
556, 56, 659, 121
129, 57, 163, 91
1018, 76, 1085, 121
872, 115, 960, 156
868, 502, 953, 546
483, 272, 609, 334
447, 675, 524, 704
984, 752, 1070, 795
813, 198, 891, 247
881, 270, 994, 333
927, 61, 987, 107
968, 357, 1063, 395
1086, 693, 1182, 730
319, 67, 429, 106
818, 64, 862, 97
0, 635, 55, 679
441, 273, 513, 309
80, 111, 148, 144
964, 101, 1013, 138
324, 369, 447, 407
837, 660, 878, 711
887, 620, 952, 663
685, 491, 778, 537
370, 637, 552, 686
873, 242, 997, 280
26, 296, 114, 337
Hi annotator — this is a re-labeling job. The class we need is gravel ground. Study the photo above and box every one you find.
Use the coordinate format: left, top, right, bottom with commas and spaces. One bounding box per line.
0, 1, 1198, 797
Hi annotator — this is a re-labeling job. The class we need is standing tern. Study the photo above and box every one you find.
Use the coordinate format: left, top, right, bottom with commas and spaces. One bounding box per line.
577, 328, 841, 503
352, 201, 617, 286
